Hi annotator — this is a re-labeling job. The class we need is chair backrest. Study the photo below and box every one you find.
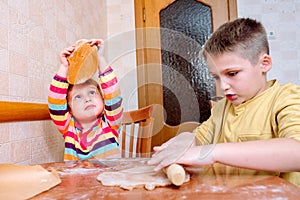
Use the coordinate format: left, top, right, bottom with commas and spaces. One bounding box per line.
120, 104, 155, 158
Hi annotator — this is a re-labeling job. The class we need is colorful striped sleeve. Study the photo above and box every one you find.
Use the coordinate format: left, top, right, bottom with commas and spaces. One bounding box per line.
99, 67, 123, 130
48, 74, 72, 133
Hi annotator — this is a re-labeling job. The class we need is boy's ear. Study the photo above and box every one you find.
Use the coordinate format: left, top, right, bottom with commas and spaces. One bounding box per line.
260, 53, 272, 73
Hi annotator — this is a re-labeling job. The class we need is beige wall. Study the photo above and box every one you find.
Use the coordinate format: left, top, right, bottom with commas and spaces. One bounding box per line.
106, 0, 138, 112
237, 0, 300, 85
0, 0, 108, 165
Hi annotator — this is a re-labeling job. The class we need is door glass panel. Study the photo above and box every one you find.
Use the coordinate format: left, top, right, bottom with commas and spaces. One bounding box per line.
160, 0, 215, 125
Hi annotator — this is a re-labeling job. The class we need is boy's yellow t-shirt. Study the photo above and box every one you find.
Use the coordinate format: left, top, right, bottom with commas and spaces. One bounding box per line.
194, 80, 300, 186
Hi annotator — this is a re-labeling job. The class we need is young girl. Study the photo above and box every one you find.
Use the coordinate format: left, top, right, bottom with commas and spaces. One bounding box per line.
48, 39, 123, 160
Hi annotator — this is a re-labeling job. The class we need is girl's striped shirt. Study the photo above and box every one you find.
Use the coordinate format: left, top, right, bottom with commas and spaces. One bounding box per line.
48, 67, 123, 160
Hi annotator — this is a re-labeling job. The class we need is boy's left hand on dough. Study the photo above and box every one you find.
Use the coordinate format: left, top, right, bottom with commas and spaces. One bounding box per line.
148, 132, 196, 171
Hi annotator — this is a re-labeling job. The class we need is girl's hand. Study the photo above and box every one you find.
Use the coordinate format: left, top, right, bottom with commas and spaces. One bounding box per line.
60, 45, 76, 67
57, 45, 76, 77
88, 39, 104, 55
88, 39, 104, 48
87, 39, 108, 73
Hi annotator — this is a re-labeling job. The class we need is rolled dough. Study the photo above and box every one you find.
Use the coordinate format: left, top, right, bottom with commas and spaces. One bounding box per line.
97, 165, 190, 190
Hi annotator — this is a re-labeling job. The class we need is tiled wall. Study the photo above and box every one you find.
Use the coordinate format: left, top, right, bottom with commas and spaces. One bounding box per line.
0, 0, 108, 164
237, 0, 300, 85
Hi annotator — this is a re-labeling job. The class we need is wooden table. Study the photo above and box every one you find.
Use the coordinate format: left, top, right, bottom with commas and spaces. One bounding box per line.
32, 158, 300, 200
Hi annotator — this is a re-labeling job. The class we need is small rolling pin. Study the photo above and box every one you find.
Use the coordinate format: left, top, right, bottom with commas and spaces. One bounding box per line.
164, 163, 186, 186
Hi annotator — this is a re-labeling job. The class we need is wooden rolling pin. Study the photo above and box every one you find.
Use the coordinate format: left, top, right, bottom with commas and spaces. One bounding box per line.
164, 163, 186, 186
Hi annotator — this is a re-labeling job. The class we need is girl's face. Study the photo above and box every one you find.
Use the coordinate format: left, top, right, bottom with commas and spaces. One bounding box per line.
68, 83, 103, 124
207, 51, 272, 105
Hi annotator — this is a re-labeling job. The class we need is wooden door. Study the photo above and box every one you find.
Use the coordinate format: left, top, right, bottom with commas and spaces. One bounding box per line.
134, 0, 237, 147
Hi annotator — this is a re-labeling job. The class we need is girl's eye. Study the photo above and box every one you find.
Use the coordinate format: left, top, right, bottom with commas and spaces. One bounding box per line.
89, 91, 96, 95
74, 95, 82, 100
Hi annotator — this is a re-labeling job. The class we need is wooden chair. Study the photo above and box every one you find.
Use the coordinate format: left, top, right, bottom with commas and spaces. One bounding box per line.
120, 104, 155, 158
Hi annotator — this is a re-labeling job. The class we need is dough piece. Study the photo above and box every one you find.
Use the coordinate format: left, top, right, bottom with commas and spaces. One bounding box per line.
0, 164, 61, 199
97, 165, 190, 191
67, 39, 98, 84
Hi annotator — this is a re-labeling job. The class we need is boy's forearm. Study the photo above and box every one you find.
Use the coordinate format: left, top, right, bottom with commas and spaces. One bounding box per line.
213, 138, 300, 172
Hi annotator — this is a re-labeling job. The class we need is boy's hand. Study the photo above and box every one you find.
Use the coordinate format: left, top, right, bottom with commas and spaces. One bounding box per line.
147, 132, 196, 171
148, 132, 216, 171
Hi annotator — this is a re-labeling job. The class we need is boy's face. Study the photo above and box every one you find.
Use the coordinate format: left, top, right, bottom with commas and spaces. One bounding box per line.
68, 83, 104, 123
207, 51, 271, 105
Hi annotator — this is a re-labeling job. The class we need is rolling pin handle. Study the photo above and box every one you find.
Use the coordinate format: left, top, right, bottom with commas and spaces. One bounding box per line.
164, 163, 186, 186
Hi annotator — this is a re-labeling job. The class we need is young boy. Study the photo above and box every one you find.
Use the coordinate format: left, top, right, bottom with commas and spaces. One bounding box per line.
148, 18, 300, 186
48, 39, 123, 160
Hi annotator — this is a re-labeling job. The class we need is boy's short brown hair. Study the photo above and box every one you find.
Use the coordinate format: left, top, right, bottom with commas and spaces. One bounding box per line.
202, 18, 269, 65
